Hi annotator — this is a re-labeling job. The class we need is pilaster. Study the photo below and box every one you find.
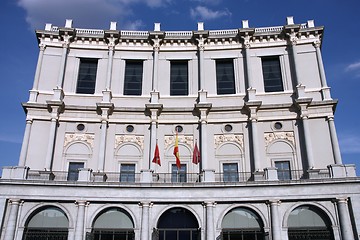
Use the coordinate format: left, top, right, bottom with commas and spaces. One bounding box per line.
336, 197, 355, 240
3, 199, 21, 240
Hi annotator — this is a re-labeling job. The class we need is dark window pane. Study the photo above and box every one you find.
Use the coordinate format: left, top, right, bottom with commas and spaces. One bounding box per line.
262, 57, 283, 92
120, 164, 135, 182
216, 59, 235, 94
67, 162, 84, 181
170, 61, 188, 96
171, 164, 187, 182
124, 61, 143, 95
76, 59, 98, 94
275, 161, 291, 180
223, 163, 239, 182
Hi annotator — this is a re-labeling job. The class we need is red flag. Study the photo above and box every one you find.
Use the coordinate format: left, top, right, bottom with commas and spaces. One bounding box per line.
152, 143, 161, 166
192, 142, 200, 164
173, 132, 181, 169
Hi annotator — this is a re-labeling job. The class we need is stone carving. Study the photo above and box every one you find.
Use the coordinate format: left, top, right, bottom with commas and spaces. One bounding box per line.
214, 134, 244, 149
64, 133, 95, 148
164, 135, 193, 149
115, 135, 144, 150
264, 131, 295, 147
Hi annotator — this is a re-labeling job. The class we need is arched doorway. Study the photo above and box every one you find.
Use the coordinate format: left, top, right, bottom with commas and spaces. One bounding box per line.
156, 207, 200, 240
221, 207, 265, 240
287, 205, 334, 240
23, 206, 69, 240
90, 207, 135, 240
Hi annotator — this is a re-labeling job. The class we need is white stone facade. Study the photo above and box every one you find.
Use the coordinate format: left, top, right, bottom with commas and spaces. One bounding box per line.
1, 17, 359, 240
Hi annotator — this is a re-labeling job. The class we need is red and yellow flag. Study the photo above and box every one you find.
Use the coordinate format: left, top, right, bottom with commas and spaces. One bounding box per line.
173, 132, 181, 169
152, 143, 161, 166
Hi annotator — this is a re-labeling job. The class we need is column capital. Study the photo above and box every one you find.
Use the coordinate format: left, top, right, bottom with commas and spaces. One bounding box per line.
313, 40, 321, 48
8, 199, 21, 205
39, 43, 46, 51
267, 200, 281, 206
335, 197, 349, 204
75, 200, 89, 206
139, 202, 153, 208
203, 201, 216, 207
327, 115, 335, 121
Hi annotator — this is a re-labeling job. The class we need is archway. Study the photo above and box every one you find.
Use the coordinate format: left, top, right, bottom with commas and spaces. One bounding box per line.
221, 207, 265, 240
287, 205, 334, 240
22, 206, 69, 240
91, 207, 135, 240
156, 207, 200, 240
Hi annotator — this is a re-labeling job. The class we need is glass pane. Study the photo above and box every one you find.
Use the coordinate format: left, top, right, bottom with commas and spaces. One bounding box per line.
170, 61, 188, 96
223, 163, 239, 182
124, 61, 143, 95
222, 208, 262, 229
93, 208, 134, 229
27, 207, 69, 228
171, 164, 187, 182
120, 164, 135, 182
262, 57, 283, 92
76, 59, 98, 94
67, 162, 84, 181
275, 161, 291, 180
216, 60, 235, 94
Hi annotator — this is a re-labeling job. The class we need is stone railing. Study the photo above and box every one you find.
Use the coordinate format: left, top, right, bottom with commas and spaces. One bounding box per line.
209, 29, 238, 36
255, 26, 283, 33
165, 31, 193, 38
76, 28, 104, 35
121, 30, 149, 37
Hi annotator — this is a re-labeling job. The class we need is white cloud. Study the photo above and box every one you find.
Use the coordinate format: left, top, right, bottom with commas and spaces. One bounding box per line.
339, 133, 360, 154
123, 20, 145, 30
345, 61, 360, 72
17, 0, 170, 30
190, 0, 222, 5
190, 6, 231, 20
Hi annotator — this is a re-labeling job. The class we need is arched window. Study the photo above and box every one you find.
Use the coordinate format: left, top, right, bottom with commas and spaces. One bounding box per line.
221, 207, 265, 240
23, 206, 69, 240
90, 208, 135, 240
288, 205, 334, 240
156, 207, 200, 240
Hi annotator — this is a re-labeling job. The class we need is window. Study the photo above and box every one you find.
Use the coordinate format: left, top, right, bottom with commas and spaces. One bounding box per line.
124, 60, 143, 95
120, 164, 135, 182
275, 161, 291, 180
170, 61, 188, 96
216, 59, 235, 94
262, 57, 284, 92
67, 162, 84, 181
171, 164, 187, 182
76, 59, 98, 94
223, 163, 239, 182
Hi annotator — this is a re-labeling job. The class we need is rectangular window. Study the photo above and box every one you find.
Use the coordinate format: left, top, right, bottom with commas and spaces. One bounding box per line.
216, 59, 235, 94
67, 162, 84, 181
120, 164, 136, 182
124, 60, 143, 95
223, 163, 239, 182
76, 58, 98, 94
170, 61, 188, 96
171, 164, 187, 182
275, 161, 291, 180
262, 57, 284, 92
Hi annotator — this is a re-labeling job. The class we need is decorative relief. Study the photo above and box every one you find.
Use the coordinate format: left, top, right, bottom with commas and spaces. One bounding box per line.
214, 134, 244, 149
164, 135, 193, 150
115, 135, 144, 150
64, 133, 95, 148
264, 131, 295, 147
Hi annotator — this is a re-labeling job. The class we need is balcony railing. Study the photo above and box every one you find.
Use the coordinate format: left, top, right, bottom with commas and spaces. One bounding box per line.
15, 167, 341, 184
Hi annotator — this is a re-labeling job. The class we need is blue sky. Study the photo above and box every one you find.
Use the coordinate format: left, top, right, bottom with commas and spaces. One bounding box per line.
0, 0, 359, 174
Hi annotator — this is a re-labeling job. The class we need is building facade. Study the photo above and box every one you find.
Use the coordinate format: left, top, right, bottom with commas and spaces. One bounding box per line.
1, 17, 360, 240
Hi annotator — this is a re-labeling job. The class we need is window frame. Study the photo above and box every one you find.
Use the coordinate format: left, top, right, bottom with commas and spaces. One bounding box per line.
67, 162, 85, 181
120, 163, 136, 182
123, 60, 144, 96
275, 160, 291, 180
216, 59, 236, 95
170, 60, 189, 96
76, 58, 98, 94
222, 162, 239, 182
171, 164, 187, 183
261, 56, 284, 93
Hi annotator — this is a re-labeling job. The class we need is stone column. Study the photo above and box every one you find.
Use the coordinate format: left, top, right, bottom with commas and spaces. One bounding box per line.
313, 40, 331, 100
327, 116, 342, 165
269, 200, 282, 240
3, 199, 21, 240
150, 110, 158, 171
250, 118, 261, 171
336, 198, 355, 240
289, 39, 301, 86
302, 116, 315, 169
198, 39, 205, 89
205, 202, 215, 240
74, 200, 87, 240
56, 42, 70, 89
140, 202, 151, 240
152, 43, 160, 91
105, 44, 115, 89
97, 120, 108, 171
244, 44, 253, 88
29, 43, 46, 102
19, 119, 33, 166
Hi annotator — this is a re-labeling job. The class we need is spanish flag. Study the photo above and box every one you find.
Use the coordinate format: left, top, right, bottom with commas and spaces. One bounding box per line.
173, 132, 181, 169
152, 143, 161, 166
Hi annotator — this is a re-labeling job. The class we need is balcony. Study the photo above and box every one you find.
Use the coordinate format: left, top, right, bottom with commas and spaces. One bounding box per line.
1, 164, 357, 184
